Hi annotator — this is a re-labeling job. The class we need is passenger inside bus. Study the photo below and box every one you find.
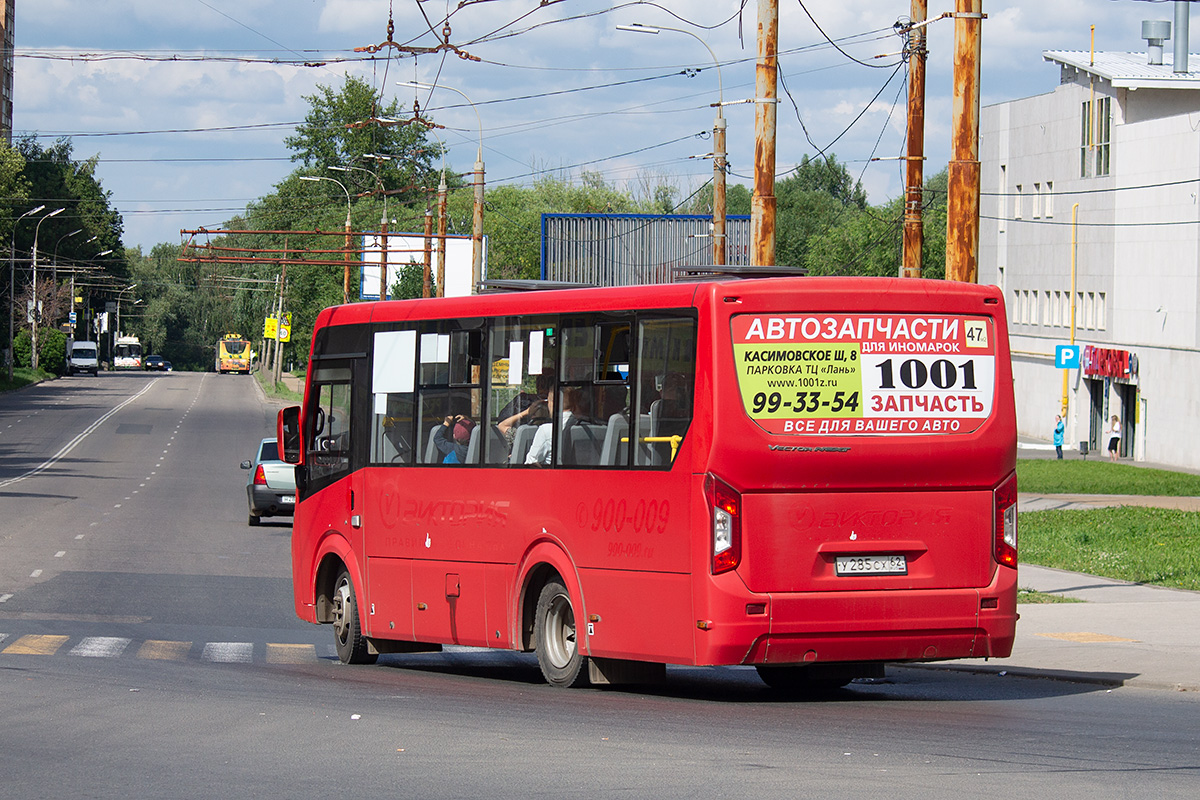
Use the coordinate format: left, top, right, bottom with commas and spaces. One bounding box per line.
433, 414, 475, 464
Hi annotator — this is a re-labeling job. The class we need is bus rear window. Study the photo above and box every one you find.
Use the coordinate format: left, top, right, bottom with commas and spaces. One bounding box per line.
731, 313, 996, 436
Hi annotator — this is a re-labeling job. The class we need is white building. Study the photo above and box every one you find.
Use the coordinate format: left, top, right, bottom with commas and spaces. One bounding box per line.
979, 22, 1200, 470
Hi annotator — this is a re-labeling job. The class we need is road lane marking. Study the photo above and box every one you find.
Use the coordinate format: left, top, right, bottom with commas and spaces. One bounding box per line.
266, 643, 317, 664
3, 634, 69, 655
0, 594, 12, 603
137, 640, 192, 660
0, 379, 159, 490
203, 642, 253, 663
54, 551, 65, 558
30, 570, 42, 578
71, 637, 132, 657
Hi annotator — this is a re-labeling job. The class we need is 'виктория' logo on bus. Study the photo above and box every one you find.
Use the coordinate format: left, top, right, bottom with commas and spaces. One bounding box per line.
732, 313, 996, 436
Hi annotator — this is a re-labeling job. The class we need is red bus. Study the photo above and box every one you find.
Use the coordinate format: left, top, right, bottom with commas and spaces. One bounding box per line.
277, 276, 1018, 690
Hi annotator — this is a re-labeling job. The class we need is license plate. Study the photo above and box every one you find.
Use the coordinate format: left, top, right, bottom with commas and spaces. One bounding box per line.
835, 554, 907, 576
281, 496, 295, 504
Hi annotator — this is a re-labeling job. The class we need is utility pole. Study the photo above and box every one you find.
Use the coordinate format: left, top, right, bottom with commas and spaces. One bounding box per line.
713, 114, 728, 265
902, 0, 928, 279
946, 0, 983, 283
751, 0, 779, 267
436, 171, 448, 298
378, 216, 389, 301
422, 204, 433, 298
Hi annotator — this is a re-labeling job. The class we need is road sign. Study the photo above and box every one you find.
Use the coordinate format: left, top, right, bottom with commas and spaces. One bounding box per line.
1055, 344, 1081, 369
69, 311, 77, 325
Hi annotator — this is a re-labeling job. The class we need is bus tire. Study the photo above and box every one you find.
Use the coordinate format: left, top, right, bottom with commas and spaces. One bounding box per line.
332, 569, 377, 665
534, 579, 588, 688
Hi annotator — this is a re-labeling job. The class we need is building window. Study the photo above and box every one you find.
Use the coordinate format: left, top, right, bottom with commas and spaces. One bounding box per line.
1045, 181, 1054, 218
1080, 101, 1092, 178
1014, 185, 1023, 219
1033, 183, 1041, 218
999, 165, 1007, 233
1095, 96, 1111, 176
1085, 292, 1095, 329
1096, 292, 1106, 330
1043, 291, 1051, 326
1029, 291, 1038, 325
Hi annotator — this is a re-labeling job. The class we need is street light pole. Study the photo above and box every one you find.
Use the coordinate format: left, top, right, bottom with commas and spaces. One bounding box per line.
331, 164, 390, 300
300, 175, 353, 304
617, 23, 726, 264
7, 204, 45, 381
30, 207, 65, 370
400, 80, 485, 294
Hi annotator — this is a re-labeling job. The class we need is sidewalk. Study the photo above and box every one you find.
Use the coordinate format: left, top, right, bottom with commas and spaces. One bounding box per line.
935, 491, 1200, 692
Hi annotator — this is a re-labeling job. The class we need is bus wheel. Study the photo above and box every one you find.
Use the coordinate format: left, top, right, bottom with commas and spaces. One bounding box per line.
332, 569, 377, 665
755, 665, 852, 694
534, 579, 588, 688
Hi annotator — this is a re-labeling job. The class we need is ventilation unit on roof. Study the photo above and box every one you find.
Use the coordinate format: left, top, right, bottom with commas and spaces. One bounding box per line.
1143, 19, 1171, 66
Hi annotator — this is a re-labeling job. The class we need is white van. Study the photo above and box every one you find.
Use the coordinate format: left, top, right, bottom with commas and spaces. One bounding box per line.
67, 341, 100, 376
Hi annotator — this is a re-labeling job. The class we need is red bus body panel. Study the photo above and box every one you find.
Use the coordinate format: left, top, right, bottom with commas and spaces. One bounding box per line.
289, 277, 1017, 671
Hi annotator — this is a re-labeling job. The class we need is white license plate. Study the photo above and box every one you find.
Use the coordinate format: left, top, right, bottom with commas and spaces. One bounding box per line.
835, 554, 907, 576
281, 495, 295, 504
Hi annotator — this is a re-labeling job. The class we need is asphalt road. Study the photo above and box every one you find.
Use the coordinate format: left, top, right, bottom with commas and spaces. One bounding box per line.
1, 371, 1198, 799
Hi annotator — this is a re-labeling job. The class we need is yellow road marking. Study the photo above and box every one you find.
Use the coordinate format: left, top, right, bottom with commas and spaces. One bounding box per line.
137, 640, 192, 660
1035, 632, 1139, 643
3, 634, 69, 655
266, 643, 317, 664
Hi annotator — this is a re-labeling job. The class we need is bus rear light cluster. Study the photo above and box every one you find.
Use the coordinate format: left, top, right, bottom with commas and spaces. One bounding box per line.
704, 473, 742, 574
993, 472, 1018, 568
253, 465, 268, 486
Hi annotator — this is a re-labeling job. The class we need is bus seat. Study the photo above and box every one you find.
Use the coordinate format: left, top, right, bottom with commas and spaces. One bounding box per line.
600, 413, 651, 466
422, 423, 442, 464
599, 414, 628, 465
566, 422, 604, 466
465, 424, 509, 465
510, 424, 538, 465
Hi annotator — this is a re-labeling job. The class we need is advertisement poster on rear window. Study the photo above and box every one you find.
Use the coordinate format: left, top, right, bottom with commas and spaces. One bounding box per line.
731, 313, 996, 435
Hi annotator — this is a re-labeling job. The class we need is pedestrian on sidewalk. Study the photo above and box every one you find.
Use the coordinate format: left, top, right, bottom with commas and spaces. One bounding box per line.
1106, 414, 1121, 461
1053, 414, 1065, 459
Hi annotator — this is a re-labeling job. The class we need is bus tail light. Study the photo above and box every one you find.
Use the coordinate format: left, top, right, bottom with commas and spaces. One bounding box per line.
704, 474, 741, 574
993, 472, 1018, 568
253, 465, 268, 486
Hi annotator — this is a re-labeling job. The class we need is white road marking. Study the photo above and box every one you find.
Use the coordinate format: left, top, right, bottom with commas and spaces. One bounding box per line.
0, 594, 13, 603
70, 637, 132, 658
54, 551, 65, 558
0, 379, 159, 490
202, 642, 253, 663
30, 570, 42, 578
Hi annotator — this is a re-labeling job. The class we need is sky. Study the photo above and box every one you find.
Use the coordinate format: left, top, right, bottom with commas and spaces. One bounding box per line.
12, 0, 1183, 251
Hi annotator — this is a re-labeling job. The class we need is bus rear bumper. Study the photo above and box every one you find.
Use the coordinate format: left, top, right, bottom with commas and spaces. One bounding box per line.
696, 568, 1018, 667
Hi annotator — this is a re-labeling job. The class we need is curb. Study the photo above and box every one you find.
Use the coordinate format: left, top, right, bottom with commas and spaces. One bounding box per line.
901, 663, 1199, 693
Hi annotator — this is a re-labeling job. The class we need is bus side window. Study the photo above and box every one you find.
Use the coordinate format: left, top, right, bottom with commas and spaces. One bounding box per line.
489, 317, 557, 467
635, 318, 697, 468
370, 329, 417, 466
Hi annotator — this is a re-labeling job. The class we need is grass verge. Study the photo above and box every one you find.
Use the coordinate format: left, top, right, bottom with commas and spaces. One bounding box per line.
1016, 458, 1200, 496
252, 368, 304, 404
0, 366, 56, 393
1020, 506, 1200, 591
1017, 588, 1083, 604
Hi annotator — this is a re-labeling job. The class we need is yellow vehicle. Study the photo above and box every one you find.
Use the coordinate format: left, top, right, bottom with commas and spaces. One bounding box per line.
216, 334, 251, 374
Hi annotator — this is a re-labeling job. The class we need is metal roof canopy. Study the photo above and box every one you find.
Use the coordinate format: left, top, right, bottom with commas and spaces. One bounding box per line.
1045, 50, 1200, 90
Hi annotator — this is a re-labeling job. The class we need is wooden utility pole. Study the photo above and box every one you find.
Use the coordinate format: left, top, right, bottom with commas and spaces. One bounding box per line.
946, 0, 983, 283
902, 0, 928, 279
436, 172, 448, 298
422, 205, 433, 299
751, 0, 779, 267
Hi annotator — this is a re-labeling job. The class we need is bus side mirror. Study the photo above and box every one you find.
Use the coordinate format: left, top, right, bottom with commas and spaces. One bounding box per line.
279, 405, 302, 464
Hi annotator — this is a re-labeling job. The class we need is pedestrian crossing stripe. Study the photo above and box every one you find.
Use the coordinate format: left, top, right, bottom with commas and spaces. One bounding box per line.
4, 634, 69, 655
2, 634, 332, 662
137, 639, 192, 660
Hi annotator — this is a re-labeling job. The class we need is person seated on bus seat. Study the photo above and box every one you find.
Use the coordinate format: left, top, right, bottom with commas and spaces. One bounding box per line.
526, 387, 586, 466
434, 414, 475, 464
496, 372, 555, 429
498, 396, 546, 437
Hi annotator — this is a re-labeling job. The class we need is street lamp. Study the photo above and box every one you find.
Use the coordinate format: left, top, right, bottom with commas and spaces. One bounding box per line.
30, 207, 65, 370
53, 228, 83, 284
7, 204, 45, 381
300, 174, 353, 304
331, 164, 392, 300
399, 79, 485, 293
618, 23, 727, 265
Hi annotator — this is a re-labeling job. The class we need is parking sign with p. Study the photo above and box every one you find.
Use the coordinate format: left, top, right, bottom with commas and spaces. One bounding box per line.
1055, 344, 1081, 369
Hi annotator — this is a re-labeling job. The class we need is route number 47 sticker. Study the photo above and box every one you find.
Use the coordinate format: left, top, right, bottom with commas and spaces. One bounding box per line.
732, 313, 996, 435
